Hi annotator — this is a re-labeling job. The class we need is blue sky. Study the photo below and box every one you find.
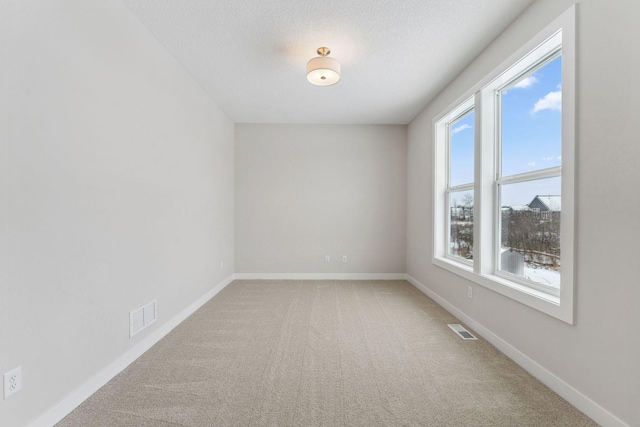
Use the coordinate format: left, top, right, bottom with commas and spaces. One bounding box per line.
450, 55, 562, 206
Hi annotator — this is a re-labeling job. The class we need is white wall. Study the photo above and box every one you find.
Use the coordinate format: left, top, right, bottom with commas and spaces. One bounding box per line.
1, 0, 10, 405
406, 0, 640, 425
0, 1, 235, 426
235, 124, 406, 276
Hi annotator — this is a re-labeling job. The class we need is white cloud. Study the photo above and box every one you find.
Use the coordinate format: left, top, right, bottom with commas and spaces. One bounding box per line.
452, 124, 472, 134
527, 161, 536, 167
513, 75, 539, 89
543, 156, 554, 161
532, 90, 562, 114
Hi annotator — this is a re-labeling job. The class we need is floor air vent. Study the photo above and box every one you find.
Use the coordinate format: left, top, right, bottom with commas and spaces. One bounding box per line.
447, 324, 477, 340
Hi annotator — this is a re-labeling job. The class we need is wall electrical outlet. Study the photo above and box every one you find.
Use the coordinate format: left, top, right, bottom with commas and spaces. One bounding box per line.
342, 255, 348, 263
468, 286, 473, 299
4, 366, 22, 399
325, 255, 330, 263
220, 261, 224, 271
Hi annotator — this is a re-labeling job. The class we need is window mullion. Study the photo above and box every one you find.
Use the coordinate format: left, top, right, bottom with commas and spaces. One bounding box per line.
476, 89, 496, 276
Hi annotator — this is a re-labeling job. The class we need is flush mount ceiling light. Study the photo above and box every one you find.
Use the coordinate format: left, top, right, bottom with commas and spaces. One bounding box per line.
306, 47, 341, 86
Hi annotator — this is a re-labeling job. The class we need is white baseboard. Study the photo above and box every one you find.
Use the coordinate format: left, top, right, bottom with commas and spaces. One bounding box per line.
234, 273, 407, 280
405, 274, 629, 427
28, 274, 236, 427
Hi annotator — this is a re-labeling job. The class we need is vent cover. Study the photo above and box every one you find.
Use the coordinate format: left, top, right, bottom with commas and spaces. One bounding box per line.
130, 300, 157, 337
447, 323, 477, 340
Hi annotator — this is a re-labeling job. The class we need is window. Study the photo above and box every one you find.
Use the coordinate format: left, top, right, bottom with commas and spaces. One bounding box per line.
433, 6, 576, 323
496, 52, 562, 296
446, 101, 475, 263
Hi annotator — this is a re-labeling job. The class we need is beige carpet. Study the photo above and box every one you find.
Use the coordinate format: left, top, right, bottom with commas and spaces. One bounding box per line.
58, 280, 597, 426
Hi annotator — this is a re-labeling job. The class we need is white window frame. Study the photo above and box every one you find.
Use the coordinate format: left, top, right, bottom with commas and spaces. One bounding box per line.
433, 6, 576, 324
492, 38, 562, 298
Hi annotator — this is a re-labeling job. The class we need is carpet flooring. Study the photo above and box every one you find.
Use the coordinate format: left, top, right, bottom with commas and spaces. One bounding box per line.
58, 280, 597, 426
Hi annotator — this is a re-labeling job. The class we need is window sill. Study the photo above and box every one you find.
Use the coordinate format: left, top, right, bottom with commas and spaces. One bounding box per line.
433, 256, 572, 324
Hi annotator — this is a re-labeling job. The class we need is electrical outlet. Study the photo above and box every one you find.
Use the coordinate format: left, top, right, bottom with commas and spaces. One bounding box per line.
220, 261, 224, 271
325, 255, 330, 263
4, 366, 22, 399
468, 286, 473, 299
342, 255, 347, 263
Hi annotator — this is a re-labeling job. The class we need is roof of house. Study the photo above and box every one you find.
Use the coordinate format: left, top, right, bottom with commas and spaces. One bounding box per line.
530, 195, 561, 211
509, 205, 532, 211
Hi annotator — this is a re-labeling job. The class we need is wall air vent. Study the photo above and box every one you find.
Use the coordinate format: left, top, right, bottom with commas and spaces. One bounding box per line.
447, 323, 477, 340
130, 300, 157, 337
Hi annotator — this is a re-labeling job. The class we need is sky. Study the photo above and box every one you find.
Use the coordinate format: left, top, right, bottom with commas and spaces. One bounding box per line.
450, 55, 562, 207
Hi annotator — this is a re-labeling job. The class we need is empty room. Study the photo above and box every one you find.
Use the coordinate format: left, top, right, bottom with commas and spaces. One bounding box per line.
1, 0, 639, 426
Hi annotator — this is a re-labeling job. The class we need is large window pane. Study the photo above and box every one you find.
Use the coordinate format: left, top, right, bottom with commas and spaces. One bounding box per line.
449, 110, 475, 187
501, 55, 562, 177
499, 177, 561, 289
448, 190, 474, 260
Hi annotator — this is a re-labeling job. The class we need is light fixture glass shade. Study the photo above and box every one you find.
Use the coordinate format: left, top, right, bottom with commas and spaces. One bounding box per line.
306, 56, 341, 86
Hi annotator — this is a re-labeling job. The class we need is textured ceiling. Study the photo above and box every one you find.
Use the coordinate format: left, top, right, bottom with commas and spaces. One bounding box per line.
122, 0, 535, 124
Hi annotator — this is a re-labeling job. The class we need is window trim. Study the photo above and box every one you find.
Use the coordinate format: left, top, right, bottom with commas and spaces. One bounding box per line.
432, 5, 576, 324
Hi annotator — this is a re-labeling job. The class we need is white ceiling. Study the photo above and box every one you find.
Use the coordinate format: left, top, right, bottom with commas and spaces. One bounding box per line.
122, 0, 535, 124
